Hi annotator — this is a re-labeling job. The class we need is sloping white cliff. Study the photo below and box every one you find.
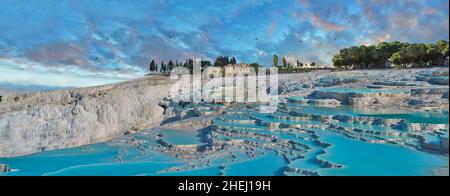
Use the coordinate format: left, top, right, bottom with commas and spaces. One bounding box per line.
0, 75, 174, 157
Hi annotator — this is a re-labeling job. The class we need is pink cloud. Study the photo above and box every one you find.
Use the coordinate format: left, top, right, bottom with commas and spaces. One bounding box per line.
424, 8, 438, 15
310, 14, 345, 32
26, 42, 88, 67
266, 21, 278, 39
299, 0, 309, 6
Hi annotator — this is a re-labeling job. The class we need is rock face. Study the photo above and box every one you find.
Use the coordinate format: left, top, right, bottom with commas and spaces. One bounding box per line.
307, 89, 411, 105
416, 69, 449, 85
0, 75, 175, 157
315, 77, 360, 87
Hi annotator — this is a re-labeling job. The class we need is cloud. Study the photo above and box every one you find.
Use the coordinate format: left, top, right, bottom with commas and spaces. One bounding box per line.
0, 0, 448, 87
299, 0, 309, 6
25, 42, 88, 67
310, 14, 346, 32
266, 21, 278, 38
0, 58, 143, 87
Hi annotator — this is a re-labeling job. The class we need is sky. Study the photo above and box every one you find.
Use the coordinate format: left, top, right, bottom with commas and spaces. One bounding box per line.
0, 0, 449, 88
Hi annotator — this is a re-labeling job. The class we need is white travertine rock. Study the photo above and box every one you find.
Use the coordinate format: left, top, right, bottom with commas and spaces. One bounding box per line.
0, 75, 175, 157
416, 69, 449, 77
307, 99, 341, 106
1, 67, 449, 157
395, 120, 449, 132
308, 90, 411, 105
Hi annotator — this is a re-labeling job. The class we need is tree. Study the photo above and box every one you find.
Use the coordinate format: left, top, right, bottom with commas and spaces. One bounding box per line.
160, 61, 166, 73
390, 50, 408, 68
168, 60, 174, 71
149, 60, 157, 72
296, 60, 303, 68
311, 62, 316, 67
366, 45, 379, 68
436, 40, 449, 57
187, 58, 194, 71
436, 40, 449, 66
201, 60, 212, 68
282, 57, 287, 68
332, 41, 447, 69
249, 63, 262, 73
230, 57, 237, 65
426, 44, 440, 66
214, 56, 231, 67
332, 54, 343, 68
273, 55, 278, 67
214, 57, 223, 67
376, 42, 402, 68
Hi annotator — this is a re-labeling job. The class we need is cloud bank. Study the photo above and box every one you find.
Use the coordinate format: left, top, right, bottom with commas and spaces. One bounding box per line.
0, 0, 448, 87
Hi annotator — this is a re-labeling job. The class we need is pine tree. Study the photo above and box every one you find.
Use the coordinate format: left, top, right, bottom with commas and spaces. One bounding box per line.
168, 60, 174, 71
231, 57, 237, 65
160, 61, 165, 73
149, 60, 156, 72
273, 55, 278, 67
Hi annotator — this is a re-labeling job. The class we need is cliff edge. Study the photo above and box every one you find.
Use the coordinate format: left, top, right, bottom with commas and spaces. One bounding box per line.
0, 75, 174, 157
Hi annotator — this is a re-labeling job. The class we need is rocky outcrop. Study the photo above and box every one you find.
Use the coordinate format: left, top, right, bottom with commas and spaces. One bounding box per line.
0, 75, 175, 157
286, 97, 340, 106
161, 117, 213, 129
415, 69, 449, 85
395, 120, 449, 132
314, 77, 360, 87
411, 88, 449, 95
307, 89, 411, 105
372, 81, 421, 86
416, 69, 449, 78
408, 99, 448, 107
0, 164, 10, 173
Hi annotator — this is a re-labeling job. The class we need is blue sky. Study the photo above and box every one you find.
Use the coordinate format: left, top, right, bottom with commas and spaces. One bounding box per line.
0, 0, 449, 87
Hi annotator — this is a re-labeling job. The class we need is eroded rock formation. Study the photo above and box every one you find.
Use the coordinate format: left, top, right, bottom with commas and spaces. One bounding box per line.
0, 75, 174, 157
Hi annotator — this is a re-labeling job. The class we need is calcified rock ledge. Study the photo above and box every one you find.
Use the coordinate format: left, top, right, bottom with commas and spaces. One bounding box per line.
0, 75, 174, 157
1, 67, 448, 160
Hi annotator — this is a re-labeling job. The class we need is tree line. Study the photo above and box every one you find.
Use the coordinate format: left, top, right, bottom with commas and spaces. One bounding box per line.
332, 40, 449, 69
149, 56, 241, 73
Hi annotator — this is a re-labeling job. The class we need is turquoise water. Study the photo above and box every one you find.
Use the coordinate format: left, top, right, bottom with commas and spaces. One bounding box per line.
0, 143, 182, 176
316, 131, 446, 176
44, 160, 180, 176
224, 151, 286, 176
360, 112, 449, 124
162, 128, 203, 145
